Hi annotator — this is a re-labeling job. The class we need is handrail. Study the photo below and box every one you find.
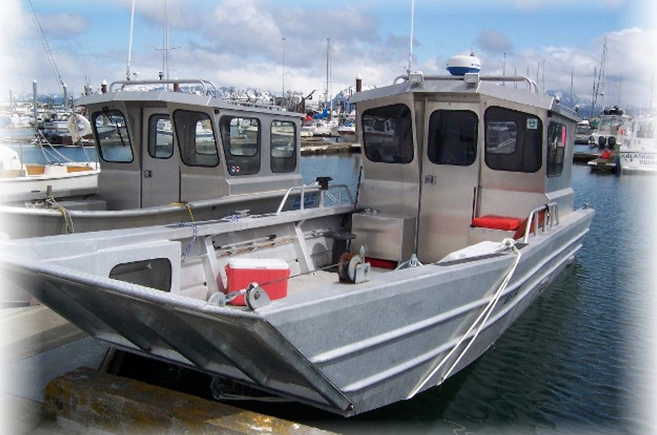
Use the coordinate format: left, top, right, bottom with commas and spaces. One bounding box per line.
393, 73, 539, 93
275, 183, 353, 215
109, 78, 218, 94
522, 202, 559, 243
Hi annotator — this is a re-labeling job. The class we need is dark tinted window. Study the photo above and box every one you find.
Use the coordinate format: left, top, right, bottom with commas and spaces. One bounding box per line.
362, 104, 413, 164
485, 106, 542, 172
427, 110, 477, 166
547, 122, 567, 177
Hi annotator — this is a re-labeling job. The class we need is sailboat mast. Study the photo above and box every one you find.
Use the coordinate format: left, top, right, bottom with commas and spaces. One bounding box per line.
326, 38, 331, 114
591, 66, 596, 119
593, 37, 607, 112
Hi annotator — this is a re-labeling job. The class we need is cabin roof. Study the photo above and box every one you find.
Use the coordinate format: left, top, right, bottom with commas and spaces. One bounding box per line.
77, 89, 304, 119
349, 74, 577, 122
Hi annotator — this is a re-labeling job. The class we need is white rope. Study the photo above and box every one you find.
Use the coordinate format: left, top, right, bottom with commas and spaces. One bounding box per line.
407, 238, 521, 399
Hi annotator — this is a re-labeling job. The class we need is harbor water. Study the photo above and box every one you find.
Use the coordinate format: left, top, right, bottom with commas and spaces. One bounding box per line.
2, 143, 656, 434
295, 154, 656, 435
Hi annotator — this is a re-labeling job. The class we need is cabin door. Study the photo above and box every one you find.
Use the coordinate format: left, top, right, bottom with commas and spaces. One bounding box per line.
141, 109, 180, 207
417, 104, 481, 262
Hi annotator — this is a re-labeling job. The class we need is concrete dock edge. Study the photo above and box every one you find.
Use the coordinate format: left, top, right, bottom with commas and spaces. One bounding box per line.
43, 366, 338, 434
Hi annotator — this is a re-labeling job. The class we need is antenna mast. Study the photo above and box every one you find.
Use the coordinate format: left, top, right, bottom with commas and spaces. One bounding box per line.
408, 0, 415, 72
126, 0, 136, 80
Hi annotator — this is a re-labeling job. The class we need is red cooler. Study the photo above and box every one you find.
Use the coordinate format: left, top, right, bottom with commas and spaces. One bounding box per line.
225, 258, 290, 305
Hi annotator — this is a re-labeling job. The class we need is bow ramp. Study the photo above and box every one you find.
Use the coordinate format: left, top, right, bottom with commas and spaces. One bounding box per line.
5, 255, 354, 414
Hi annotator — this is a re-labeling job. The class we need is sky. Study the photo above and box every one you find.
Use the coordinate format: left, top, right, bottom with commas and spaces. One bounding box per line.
1, 0, 656, 112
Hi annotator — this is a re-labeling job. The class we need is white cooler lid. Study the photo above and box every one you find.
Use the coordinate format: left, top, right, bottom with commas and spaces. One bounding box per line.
227, 258, 289, 270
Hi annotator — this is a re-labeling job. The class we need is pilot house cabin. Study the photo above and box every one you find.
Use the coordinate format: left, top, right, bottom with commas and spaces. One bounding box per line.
349, 73, 576, 263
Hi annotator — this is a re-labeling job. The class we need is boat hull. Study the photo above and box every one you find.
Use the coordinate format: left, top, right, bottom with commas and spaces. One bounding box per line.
618, 151, 657, 174
0, 166, 99, 203
0, 205, 594, 415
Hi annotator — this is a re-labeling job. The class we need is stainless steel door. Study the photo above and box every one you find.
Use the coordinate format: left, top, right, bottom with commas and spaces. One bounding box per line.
141, 109, 180, 207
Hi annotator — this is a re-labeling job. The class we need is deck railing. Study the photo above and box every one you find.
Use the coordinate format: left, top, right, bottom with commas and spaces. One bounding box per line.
275, 183, 353, 215
522, 202, 559, 243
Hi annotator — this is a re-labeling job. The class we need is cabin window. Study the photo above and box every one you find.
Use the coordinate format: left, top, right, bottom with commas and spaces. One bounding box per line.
93, 109, 133, 163
427, 110, 477, 166
148, 114, 173, 159
220, 116, 261, 176
271, 120, 297, 173
636, 120, 655, 139
173, 110, 219, 167
547, 121, 567, 177
484, 106, 542, 172
362, 104, 413, 164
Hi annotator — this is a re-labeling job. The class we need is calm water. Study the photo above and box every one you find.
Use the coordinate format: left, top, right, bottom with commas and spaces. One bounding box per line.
5, 140, 657, 434
297, 155, 656, 435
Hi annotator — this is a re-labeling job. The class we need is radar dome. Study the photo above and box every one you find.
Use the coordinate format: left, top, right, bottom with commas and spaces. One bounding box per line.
446, 53, 481, 76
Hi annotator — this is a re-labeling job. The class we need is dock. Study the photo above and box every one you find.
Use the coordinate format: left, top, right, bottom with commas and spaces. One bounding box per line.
0, 306, 337, 434
573, 151, 600, 164
301, 138, 360, 155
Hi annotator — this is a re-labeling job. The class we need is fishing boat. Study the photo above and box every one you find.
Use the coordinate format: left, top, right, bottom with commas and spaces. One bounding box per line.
0, 79, 310, 240
590, 106, 632, 149
618, 116, 657, 174
0, 143, 99, 203
0, 66, 594, 416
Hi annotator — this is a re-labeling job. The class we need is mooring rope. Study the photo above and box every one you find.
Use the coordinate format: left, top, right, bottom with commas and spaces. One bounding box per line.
407, 238, 521, 399
171, 202, 195, 222
46, 197, 74, 234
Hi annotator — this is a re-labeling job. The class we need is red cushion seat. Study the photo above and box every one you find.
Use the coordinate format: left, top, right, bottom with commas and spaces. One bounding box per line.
471, 215, 521, 231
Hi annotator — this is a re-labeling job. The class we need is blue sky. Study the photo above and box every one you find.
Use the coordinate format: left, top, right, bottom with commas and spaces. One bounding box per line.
1, 0, 655, 110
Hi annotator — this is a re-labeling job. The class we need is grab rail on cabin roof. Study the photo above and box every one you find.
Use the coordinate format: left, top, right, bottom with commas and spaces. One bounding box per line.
109, 79, 288, 111
110, 78, 218, 94
522, 202, 559, 244
394, 72, 540, 93
218, 98, 285, 111
275, 183, 353, 215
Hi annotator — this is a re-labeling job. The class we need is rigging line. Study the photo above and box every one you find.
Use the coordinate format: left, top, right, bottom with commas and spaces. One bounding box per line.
27, 0, 65, 92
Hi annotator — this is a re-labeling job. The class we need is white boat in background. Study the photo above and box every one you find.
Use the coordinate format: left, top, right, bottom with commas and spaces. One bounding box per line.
618, 116, 657, 174
301, 117, 339, 138
0, 65, 593, 416
0, 143, 99, 203
590, 106, 632, 149
337, 111, 357, 143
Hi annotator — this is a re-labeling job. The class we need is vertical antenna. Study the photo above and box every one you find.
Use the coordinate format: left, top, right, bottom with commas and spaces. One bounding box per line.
408, 0, 415, 73
126, 0, 135, 80
163, 0, 169, 79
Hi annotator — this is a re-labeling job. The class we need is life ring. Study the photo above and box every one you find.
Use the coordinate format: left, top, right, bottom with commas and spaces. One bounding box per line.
67, 113, 92, 143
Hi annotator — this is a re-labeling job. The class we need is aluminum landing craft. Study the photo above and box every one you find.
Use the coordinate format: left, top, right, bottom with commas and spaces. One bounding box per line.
0, 65, 594, 416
